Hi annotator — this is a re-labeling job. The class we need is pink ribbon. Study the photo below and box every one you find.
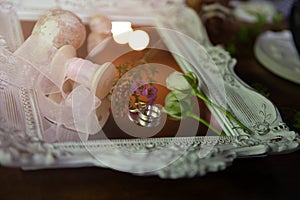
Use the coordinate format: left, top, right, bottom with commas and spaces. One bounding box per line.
14, 35, 115, 142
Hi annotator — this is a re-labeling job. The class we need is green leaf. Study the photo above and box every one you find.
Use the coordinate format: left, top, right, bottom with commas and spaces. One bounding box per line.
272, 13, 284, 24
164, 92, 192, 120
183, 72, 198, 90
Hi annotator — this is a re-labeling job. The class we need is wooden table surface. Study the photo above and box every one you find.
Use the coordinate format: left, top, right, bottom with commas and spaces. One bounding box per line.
1, 19, 300, 200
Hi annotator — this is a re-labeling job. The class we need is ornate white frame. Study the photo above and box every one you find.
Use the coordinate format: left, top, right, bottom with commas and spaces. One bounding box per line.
0, 0, 299, 179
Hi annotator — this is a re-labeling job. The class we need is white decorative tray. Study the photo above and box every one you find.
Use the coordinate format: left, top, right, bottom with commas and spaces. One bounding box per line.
0, 0, 299, 179
255, 30, 300, 84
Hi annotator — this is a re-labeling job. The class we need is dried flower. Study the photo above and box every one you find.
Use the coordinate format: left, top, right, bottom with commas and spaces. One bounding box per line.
131, 80, 158, 106
146, 85, 158, 105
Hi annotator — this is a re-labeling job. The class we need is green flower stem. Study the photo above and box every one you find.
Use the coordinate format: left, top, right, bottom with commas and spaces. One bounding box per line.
193, 89, 253, 134
186, 111, 223, 136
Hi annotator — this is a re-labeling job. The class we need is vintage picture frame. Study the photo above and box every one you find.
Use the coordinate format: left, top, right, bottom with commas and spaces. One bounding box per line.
0, 0, 299, 179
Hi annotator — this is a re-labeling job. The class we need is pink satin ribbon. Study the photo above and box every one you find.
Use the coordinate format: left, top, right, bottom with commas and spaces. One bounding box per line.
14, 35, 115, 142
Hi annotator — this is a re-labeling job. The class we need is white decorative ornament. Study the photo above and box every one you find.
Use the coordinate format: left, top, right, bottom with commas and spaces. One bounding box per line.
254, 30, 300, 85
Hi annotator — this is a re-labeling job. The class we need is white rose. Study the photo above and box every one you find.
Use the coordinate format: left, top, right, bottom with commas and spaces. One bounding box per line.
166, 71, 192, 100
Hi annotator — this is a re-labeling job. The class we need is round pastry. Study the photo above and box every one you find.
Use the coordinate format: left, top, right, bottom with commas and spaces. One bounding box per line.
32, 9, 86, 49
